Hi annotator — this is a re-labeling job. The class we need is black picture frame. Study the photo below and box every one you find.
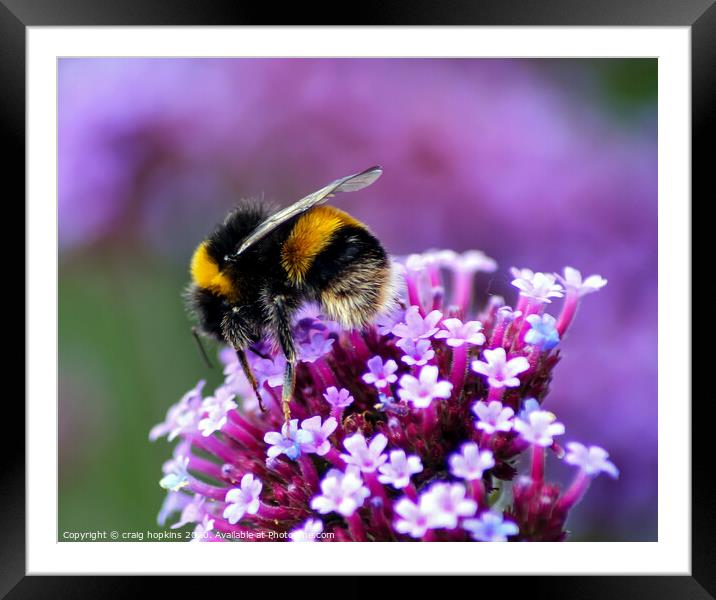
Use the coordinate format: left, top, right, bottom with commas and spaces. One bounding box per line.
4, 0, 705, 595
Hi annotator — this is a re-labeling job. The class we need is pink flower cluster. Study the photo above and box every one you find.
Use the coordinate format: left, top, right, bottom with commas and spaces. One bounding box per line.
151, 250, 615, 542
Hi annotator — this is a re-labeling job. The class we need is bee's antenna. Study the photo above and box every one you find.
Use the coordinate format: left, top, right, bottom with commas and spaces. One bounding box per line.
191, 327, 214, 369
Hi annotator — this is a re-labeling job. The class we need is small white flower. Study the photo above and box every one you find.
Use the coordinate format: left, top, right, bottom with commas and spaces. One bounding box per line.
170, 494, 205, 529
471, 347, 529, 389
396, 337, 435, 367
471, 400, 515, 434
557, 267, 608, 297
223, 473, 262, 524
447, 250, 498, 273
190, 515, 215, 542
149, 380, 205, 442
340, 432, 388, 473
421, 482, 477, 529
397, 365, 453, 409
263, 419, 313, 461
391, 306, 443, 341
524, 314, 560, 350
449, 443, 495, 481
378, 449, 423, 489
289, 518, 324, 542
322, 386, 354, 409
198, 386, 237, 437
310, 467, 370, 517
511, 268, 564, 303
514, 410, 565, 447
564, 442, 619, 478
434, 318, 486, 348
299, 415, 338, 456
362, 356, 399, 390
394, 497, 431, 538
159, 456, 190, 492
463, 512, 519, 542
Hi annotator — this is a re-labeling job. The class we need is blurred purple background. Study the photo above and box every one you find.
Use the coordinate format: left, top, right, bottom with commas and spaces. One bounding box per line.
58, 58, 656, 541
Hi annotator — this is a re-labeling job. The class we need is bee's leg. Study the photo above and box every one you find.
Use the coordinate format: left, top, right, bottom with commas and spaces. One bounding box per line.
222, 308, 266, 412
236, 348, 267, 413
273, 295, 297, 425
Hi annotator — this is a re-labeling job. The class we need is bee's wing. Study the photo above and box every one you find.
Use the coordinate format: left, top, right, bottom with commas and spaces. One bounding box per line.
233, 166, 382, 256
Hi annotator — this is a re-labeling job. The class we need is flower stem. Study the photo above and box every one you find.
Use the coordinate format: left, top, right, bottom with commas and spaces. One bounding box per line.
556, 290, 580, 337
453, 271, 473, 314
449, 345, 468, 401
257, 502, 296, 521
298, 455, 319, 491
469, 479, 485, 507
324, 447, 346, 468
422, 401, 438, 435
346, 512, 366, 541
531, 445, 545, 483
223, 421, 260, 448
188, 455, 224, 481
487, 386, 504, 402
227, 410, 263, 439
406, 277, 424, 315
365, 471, 389, 504
188, 479, 228, 500
513, 300, 542, 352
330, 406, 344, 424
557, 470, 591, 512
404, 483, 419, 502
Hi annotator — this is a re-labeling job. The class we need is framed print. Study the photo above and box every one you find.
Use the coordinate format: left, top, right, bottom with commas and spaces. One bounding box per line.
5, 0, 706, 595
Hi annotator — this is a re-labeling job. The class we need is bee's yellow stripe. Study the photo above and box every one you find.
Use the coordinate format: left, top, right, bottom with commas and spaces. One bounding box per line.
281, 206, 363, 284
190, 242, 237, 298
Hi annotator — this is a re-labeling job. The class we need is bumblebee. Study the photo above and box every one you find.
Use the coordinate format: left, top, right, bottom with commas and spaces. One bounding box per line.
187, 167, 395, 423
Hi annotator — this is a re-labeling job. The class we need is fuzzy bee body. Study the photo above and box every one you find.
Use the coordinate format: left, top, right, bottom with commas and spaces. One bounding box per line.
186, 167, 394, 422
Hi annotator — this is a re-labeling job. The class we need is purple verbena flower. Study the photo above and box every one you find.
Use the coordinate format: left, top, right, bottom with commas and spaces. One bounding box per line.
524, 313, 560, 351
463, 512, 519, 542
394, 497, 431, 538
149, 380, 205, 442
299, 415, 338, 456
289, 518, 324, 542
564, 442, 619, 478
391, 306, 443, 341
510, 269, 565, 303
434, 318, 486, 347
361, 356, 399, 390
397, 365, 453, 409
421, 482, 477, 529
340, 432, 388, 473
377, 449, 423, 489
449, 443, 495, 481
198, 386, 237, 437
223, 473, 262, 524
323, 386, 354, 409
298, 331, 335, 363
395, 337, 435, 366
159, 456, 190, 492
264, 419, 313, 460
471, 348, 529, 389
472, 400, 515, 434
253, 355, 287, 388
514, 410, 566, 447
556, 267, 608, 297
310, 467, 370, 517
